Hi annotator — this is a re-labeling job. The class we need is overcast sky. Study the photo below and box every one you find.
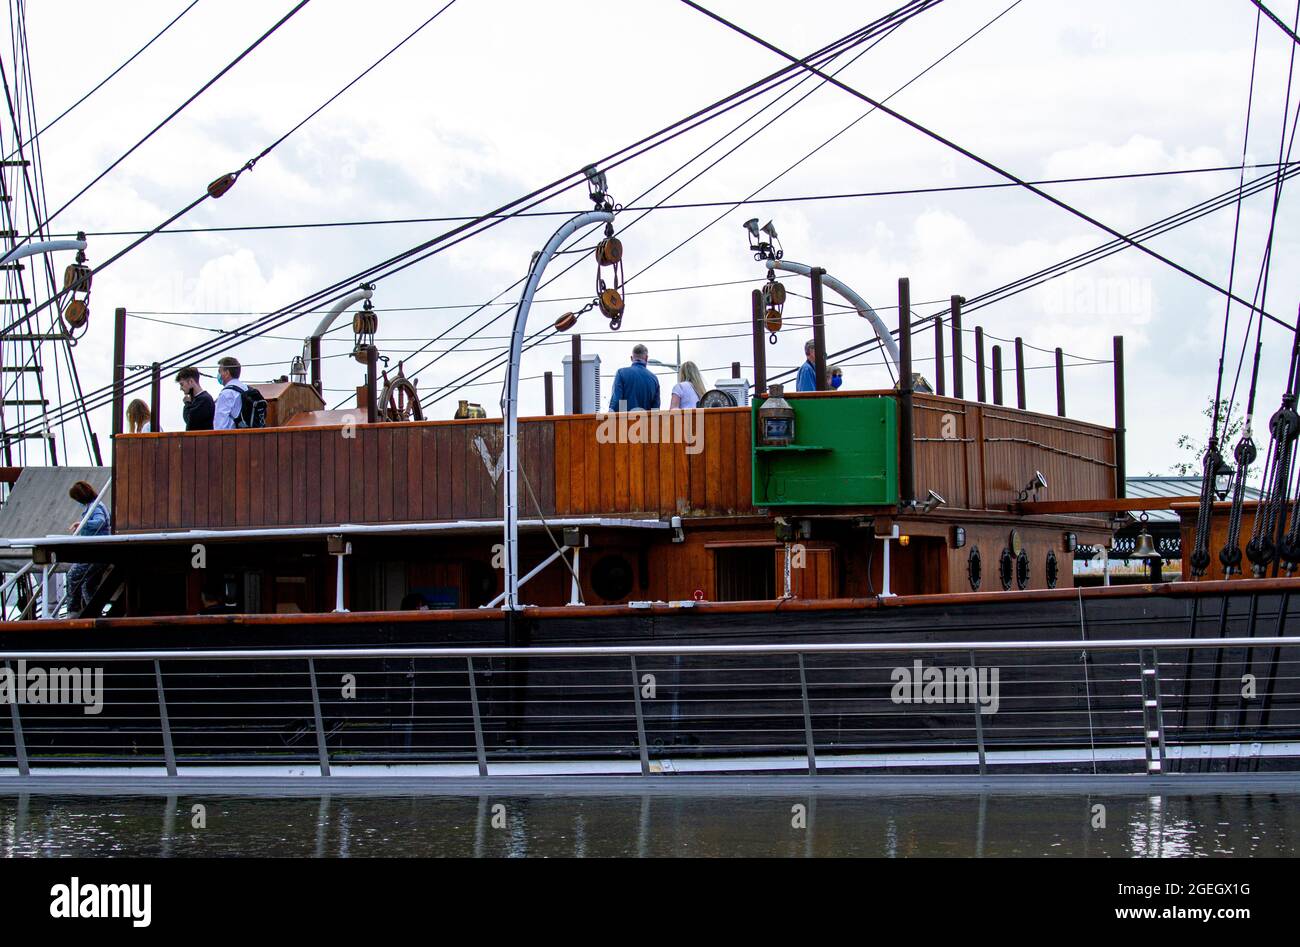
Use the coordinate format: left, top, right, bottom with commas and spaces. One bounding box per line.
6, 0, 1300, 481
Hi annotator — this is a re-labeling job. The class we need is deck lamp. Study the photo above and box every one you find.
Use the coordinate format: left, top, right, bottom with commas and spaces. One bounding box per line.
1063, 531, 1077, 552
952, 525, 967, 548
1213, 456, 1234, 501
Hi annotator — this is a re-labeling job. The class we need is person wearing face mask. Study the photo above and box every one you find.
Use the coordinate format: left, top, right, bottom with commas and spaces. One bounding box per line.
828, 365, 844, 390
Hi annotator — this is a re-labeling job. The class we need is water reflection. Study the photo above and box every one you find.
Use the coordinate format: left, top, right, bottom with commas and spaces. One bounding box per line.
0, 790, 1297, 857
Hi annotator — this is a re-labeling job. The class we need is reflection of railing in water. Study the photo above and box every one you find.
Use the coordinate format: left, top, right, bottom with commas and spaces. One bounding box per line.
1, 636, 1298, 777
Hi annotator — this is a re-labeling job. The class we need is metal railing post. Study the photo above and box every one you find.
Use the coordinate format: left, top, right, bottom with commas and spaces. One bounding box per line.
970, 650, 987, 775
798, 653, 816, 775
467, 656, 488, 777
4, 660, 27, 776
308, 658, 330, 777
153, 660, 176, 777
630, 655, 650, 776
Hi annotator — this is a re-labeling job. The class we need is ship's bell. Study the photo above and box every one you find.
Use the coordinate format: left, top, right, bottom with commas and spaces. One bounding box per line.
1133, 528, 1160, 560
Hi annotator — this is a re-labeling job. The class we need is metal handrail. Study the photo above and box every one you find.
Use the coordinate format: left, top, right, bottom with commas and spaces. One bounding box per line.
0, 635, 1292, 662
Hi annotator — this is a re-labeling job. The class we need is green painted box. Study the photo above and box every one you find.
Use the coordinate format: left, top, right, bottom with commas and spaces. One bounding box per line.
751, 394, 898, 506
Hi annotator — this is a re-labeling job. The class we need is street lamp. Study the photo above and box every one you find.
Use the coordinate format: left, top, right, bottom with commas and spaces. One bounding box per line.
500, 172, 618, 609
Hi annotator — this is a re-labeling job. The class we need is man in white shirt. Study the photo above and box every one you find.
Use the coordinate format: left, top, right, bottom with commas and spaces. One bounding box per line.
213, 356, 248, 430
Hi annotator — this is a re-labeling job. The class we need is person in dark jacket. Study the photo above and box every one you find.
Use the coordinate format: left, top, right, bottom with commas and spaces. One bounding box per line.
609, 344, 661, 412
176, 365, 215, 430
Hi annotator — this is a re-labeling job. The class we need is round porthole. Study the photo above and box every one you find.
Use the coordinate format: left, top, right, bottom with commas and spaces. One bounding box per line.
591, 554, 635, 602
1046, 550, 1059, 589
967, 546, 982, 591
999, 548, 1014, 591
1016, 550, 1030, 590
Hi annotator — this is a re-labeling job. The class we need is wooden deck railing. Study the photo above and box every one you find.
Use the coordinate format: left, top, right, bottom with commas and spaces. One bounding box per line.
112, 394, 1116, 532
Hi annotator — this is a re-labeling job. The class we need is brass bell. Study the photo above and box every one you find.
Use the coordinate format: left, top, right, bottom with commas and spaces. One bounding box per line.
1133, 527, 1160, 560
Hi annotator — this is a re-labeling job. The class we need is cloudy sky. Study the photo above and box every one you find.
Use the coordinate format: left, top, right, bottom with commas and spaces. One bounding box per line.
5, 0, 1300, 480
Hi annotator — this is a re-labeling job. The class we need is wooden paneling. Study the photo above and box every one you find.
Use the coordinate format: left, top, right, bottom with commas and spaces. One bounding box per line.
911, 394, 1115, 512
115, 408, 751, 532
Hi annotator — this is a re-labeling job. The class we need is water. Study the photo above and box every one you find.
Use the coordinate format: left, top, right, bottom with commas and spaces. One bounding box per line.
2, 788, 1298, 857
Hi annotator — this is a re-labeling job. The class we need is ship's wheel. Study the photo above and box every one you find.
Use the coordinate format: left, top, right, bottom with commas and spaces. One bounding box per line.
378, 362, 424, 421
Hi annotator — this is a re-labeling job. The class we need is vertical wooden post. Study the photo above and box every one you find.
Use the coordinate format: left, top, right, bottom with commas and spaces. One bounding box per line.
543, 371, 554, 416
991, 345, 1003, 406
1014, 337, 1026, 410
365, 346, 378, 424
111, 307, 126, 438
310, 336, 322, 396
1055, 347, 1066, 417
1114, 335, 1126, 498
934, 313, 945, 396
751, 289, 767, 397
571, 334, 583, 414
111, 305, 126, 527
150, 362, 162, 433
898, 277, 915, 507
950, 295, 965, 399
974, 325, 986, 403
811, 268, 827, 390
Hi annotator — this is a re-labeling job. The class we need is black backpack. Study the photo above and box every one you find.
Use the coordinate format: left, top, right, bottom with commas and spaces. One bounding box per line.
238, 386, 268, 428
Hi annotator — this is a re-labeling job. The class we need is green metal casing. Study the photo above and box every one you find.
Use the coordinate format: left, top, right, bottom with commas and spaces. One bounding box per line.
751, 394, 898, 506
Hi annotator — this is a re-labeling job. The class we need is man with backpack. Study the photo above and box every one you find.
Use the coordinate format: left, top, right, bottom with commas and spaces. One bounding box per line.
213, 356, 267, 430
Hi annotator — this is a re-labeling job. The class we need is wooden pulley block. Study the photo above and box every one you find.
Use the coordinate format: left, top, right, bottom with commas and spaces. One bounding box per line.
207, 173, 237, 199
353, 309, 379, 335
62, 298, 89, 328
766, 281, 786, 306
554, 311, 579, 332
595, 236, 623, 267
63, 263, 92, 293
353, 343, 377, 364
598, 287, 624, 319
764, 307, 782, 333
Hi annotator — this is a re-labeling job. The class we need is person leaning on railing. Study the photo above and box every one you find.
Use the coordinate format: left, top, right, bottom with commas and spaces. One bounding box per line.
65, 480, 109, 614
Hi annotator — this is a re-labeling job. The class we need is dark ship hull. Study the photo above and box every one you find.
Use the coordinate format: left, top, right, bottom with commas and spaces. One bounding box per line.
3, 577, 1297, 775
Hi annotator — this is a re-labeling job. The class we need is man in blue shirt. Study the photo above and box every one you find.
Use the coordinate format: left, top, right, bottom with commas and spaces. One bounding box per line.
610, 344, 661, 411
796, 339, 819, 391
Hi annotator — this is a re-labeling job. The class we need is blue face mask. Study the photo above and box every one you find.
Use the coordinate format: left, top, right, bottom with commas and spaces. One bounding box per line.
831, 375, 843, 389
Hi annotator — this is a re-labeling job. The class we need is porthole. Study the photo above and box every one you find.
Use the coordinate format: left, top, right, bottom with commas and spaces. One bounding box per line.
967, 546, 982, 591
999, 548, 1014, 591
591, 554, 635, 602
1046, 550, 1059, 589
1016, 550, 1030, 590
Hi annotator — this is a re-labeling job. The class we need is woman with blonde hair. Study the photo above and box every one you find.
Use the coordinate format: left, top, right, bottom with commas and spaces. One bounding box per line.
126, 398, 152, 433
670, 361, 706, 409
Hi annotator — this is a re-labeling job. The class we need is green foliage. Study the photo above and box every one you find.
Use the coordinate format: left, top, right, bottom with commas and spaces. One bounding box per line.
1170, 398, 1241, 476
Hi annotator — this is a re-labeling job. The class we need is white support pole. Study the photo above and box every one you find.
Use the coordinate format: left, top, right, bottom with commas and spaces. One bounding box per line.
783, 542, 793, 598
570, 544, 583, 606
767, 259, 901, 372
485, 545, 570, 609
0, 238, 86, 266
333, 543, 351, 612
501, 209, 614, 610
879, 525, 899, 598
39, 561, 52, 619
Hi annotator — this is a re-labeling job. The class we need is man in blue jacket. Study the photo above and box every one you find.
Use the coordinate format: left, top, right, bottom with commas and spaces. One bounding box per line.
796, 339, 819, 391
610, 344, 661, 411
